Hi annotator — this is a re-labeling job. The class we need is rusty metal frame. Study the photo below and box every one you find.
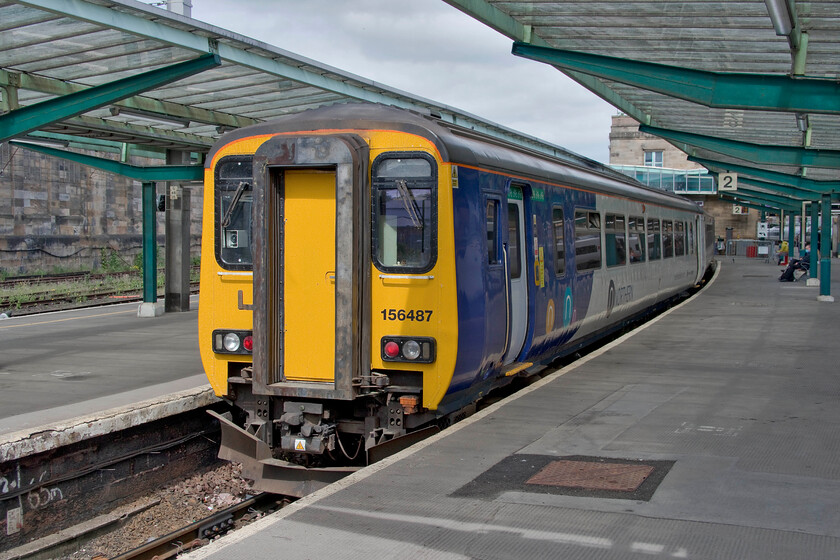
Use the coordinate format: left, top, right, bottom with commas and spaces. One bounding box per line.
251, 134, 370, 400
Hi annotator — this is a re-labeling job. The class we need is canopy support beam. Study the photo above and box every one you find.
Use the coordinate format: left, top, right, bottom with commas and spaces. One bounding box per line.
511, 43, 840, 115
0, 53, 220, 142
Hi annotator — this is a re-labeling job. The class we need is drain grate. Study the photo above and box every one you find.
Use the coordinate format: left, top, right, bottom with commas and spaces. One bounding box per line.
526, 459, 654, 492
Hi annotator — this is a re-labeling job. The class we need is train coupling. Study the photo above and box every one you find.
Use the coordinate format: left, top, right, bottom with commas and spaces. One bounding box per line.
208, 410, 357, 497
277, 401, 335, 455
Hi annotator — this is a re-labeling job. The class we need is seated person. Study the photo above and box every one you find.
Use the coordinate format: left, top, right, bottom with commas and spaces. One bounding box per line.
792, 242, 810, 271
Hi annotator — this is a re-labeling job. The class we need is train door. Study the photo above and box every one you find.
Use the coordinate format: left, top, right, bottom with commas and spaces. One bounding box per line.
282, 169, 336, 382
504, 186, 528, 364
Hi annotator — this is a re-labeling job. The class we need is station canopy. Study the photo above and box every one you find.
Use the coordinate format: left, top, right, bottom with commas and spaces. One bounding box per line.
0, 0, 600, 171
2, 1, 838, 212
443, 0, 840, 211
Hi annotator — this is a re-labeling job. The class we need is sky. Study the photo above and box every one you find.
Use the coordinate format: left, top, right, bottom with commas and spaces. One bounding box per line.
187, 0, 616, 163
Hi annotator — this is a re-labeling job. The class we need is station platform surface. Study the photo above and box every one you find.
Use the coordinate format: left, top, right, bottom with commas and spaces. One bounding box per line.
188, 259, 840, 560
0, 295, 207, 437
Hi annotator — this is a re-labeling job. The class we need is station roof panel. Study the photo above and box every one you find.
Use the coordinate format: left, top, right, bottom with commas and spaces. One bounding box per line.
2, 0, 600, 169
445, 0, 840, 197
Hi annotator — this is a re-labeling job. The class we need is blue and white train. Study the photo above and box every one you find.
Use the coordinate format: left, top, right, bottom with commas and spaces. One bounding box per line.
199, 104, 715, 493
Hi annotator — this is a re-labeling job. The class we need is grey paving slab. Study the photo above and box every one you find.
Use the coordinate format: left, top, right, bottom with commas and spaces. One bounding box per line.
190, 260, 840, 559
0, 296, 204, 432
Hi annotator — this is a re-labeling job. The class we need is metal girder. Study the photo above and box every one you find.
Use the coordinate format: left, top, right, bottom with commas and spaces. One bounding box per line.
639, 124, 840, 169
17, 0, 435, 111
511, 43, 840, 115
0, 53, 221, 142
0, 69, 259, 130
730, 187, 802, 209
719, 196, 789, 213
51, 114, 215, 149
689, 156, 839, 194
442, 0, 535, 44
442, 0, 650, 124
737, 177, 822, 202
10, 140, 203, 182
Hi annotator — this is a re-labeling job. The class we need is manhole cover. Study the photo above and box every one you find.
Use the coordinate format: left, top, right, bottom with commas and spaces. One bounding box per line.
526, 460, 654, 492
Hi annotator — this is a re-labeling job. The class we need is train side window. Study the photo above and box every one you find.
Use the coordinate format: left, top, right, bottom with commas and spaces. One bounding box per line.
605, 213, 626, 267
552, 206, 565, 275
662, 220, 674, 258
647, 218, 661, 261
372, 153, 437, 273
689, 222, 695, 254
628, 216, 646, 263
215, 156, 254, 270
486, 199, 500, 265
575, 210, 602, 272
675, 221, 685, 256
507, 203, 522, 279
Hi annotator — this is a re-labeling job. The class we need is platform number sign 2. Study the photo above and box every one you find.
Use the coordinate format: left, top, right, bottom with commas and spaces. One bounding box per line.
719, 173, 738, 191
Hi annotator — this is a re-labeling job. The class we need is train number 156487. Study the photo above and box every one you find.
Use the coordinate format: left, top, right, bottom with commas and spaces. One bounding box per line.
380, 309, 433, 322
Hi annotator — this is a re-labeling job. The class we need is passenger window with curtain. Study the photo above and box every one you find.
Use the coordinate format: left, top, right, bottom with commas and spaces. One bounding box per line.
372, 154, 437, 273
628, 216, 646, 263
552, 206, 565, 275
575, 210, 602, 272
507, 203, 522, 279
675, 221, 685, 256
663, 220, 674, 258
216, 156, 254, 269
486, 199, 500, 265
647, 218, 661, 261
605, 214, 626, 267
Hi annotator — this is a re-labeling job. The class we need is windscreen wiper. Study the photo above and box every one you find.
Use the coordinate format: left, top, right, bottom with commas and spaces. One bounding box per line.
221, 181, 250, 228
396, 180, 422, 229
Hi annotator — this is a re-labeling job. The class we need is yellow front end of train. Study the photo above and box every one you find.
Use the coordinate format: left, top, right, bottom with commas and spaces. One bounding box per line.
199, 126, 459, 464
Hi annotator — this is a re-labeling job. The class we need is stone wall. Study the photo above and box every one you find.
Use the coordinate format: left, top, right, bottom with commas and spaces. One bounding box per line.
0, 143, 203, 275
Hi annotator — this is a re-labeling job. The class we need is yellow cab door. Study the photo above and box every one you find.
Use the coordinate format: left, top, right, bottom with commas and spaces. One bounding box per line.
282, 169, 336, 382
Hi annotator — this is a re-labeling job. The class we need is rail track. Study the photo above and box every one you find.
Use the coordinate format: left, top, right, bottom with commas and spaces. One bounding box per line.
0, 268, 199, 315
111, 493, 291, 560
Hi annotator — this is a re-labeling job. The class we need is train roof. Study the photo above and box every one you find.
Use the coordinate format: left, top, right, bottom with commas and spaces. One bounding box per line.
208, 104, 702, 214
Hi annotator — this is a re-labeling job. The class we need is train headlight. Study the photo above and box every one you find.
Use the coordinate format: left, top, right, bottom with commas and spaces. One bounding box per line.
380, 336, 435, 363
402, 340, 421, 360
213, 329, 253, 355
223, 333, 241, 352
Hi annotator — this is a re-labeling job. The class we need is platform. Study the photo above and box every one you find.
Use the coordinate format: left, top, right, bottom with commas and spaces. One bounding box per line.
187, 259, 840, 560
0, 295, 207, 437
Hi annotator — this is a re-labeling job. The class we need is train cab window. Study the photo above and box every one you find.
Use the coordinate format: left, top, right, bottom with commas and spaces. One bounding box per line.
647, 218, 661, 261
663, 220, 674, 258
628, 216, 646, 263
215, 156, 254, 269
675, 221, 685, 256
372, 154, 437, 273
508, 204, 522, 279
575, 210, 602, 272
605, 214, 626, 267
486, 200, 500, 265
552, 206, 565, 275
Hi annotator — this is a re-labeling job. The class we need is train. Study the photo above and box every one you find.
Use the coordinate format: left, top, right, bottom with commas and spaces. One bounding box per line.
198, 104, 715, 495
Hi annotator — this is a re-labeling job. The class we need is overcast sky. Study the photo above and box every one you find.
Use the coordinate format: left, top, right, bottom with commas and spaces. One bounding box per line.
188, 0, 616, 162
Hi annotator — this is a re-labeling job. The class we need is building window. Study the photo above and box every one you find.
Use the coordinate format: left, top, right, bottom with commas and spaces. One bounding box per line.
644, 150, 663, 168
